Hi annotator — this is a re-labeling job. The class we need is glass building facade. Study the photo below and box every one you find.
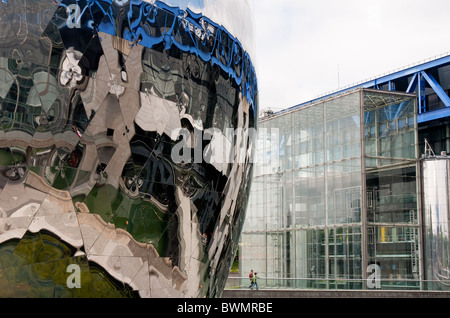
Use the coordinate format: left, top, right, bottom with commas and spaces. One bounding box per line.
241, 88, 420, 290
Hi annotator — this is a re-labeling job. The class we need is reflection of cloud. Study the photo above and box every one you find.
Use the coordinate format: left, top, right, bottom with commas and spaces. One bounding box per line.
60, 49, 83, 88
136, 90, 182, 140
162, 0, 256, 57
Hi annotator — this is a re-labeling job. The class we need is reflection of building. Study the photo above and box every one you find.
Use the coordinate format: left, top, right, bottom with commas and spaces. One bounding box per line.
242, 54, 450, 291
0, 0, 257, 298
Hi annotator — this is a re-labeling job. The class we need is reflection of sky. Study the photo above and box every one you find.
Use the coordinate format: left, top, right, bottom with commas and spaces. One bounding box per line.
157, 0, 256, 58
161, 0, 204, 11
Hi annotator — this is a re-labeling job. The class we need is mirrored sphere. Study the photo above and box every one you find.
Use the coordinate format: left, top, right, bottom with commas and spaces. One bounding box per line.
0, 0, 257, 298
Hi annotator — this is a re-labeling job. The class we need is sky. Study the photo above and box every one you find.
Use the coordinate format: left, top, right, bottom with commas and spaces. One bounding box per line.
249, 0, 450, 113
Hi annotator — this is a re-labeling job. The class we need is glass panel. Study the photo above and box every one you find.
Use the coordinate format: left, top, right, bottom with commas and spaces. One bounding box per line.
367, 226, 421, 289
364, 90, 417, 168
366, 166, 418, 224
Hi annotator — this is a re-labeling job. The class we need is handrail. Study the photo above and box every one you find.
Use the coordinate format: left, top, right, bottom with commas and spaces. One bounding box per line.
226, 276, 450, 290
228, 276, 437, 282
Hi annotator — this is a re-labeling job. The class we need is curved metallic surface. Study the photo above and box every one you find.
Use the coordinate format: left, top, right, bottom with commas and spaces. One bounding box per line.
422, 156, 450, 288
0, 0, 257, 298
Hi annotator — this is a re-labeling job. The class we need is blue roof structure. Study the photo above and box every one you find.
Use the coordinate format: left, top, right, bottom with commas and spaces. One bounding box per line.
273, 53, 450, 124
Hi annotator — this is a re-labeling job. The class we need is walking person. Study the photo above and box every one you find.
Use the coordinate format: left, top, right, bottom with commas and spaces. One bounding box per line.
250, 272, 259, 290
248, 269, 254, 288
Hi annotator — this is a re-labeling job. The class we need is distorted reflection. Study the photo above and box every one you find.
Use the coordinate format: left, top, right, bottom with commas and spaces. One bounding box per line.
0, 0, 257, 298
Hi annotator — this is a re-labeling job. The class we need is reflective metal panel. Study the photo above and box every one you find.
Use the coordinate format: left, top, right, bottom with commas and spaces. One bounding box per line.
422, 156, 450, 287
0, 0, 257, 298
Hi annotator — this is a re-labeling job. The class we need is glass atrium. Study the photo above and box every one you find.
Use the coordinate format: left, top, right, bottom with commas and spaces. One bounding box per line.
241, 88, 420, 290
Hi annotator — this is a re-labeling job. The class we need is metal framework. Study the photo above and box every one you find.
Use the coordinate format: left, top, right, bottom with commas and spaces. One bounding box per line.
276, 53, 450, 124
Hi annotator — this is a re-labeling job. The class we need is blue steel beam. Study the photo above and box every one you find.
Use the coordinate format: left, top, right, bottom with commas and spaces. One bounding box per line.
278, 54, 450, 117
418, 107, 450, 123
406, 73, 418, 93
418, 75, 426, 113
421, 71, 450, 107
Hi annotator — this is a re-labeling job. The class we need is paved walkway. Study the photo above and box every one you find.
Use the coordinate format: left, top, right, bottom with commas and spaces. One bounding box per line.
222, 289, 450, 298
